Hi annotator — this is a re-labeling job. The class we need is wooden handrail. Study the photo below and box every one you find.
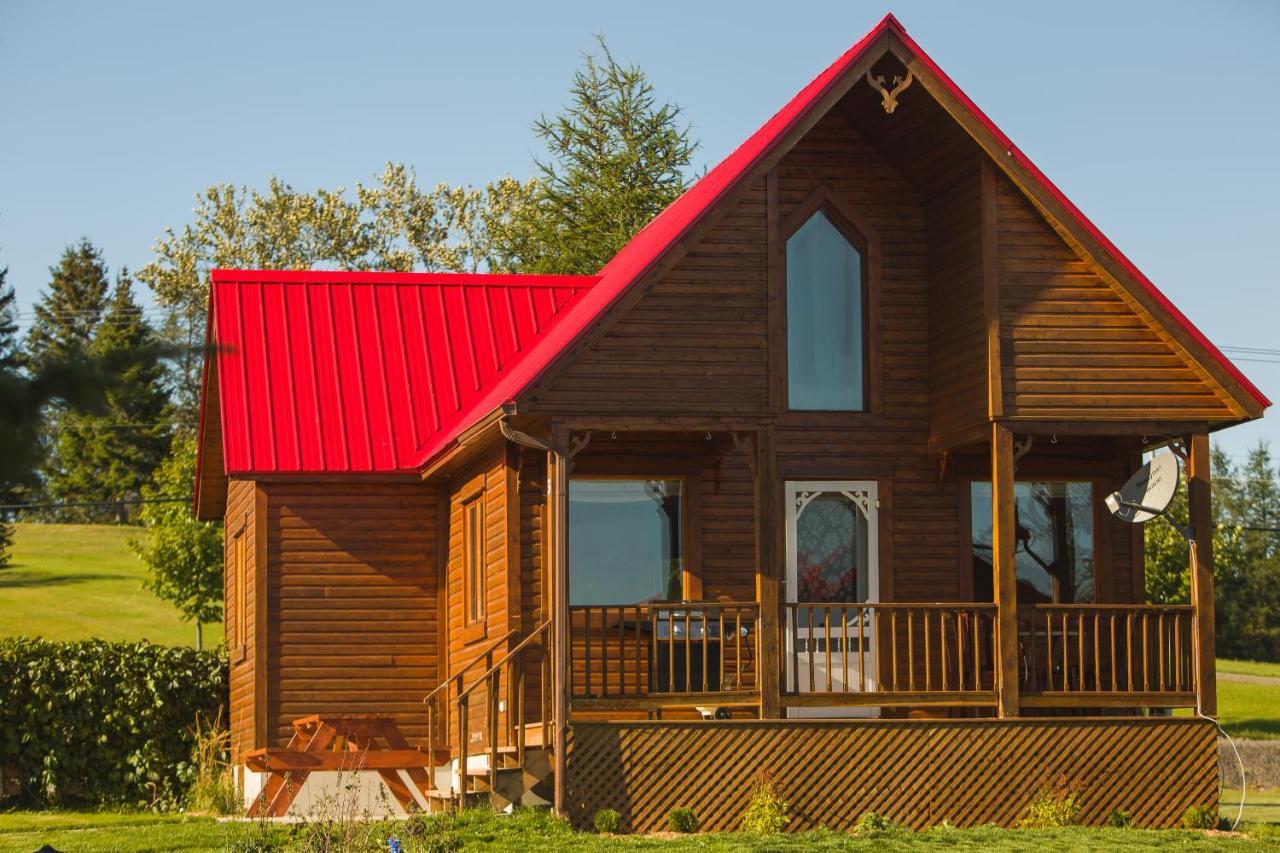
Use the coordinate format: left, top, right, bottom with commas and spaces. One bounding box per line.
457, 620, 551, 703
422, 628, 518, 705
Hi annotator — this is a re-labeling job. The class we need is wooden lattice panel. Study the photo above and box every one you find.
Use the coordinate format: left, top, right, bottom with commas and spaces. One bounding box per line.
565, 717, 1216, 832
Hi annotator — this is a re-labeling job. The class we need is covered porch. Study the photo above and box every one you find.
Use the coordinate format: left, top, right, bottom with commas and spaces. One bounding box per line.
545, 419, 1215, 722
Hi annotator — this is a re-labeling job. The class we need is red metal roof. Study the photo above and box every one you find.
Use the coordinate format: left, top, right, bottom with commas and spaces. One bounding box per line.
206, 270, 596, 475
199, 13, 1268, 494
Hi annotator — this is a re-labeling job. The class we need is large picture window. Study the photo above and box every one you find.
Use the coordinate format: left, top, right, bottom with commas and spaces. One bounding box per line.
970, 481, 1094, 603
786, 209, 865, 411
568, 478, 683, 606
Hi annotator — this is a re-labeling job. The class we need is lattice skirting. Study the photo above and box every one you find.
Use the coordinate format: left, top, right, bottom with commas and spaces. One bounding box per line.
565, 717, 1217, 832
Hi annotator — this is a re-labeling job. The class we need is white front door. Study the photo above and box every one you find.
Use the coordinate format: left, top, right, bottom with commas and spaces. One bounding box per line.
784, 480, 879, 718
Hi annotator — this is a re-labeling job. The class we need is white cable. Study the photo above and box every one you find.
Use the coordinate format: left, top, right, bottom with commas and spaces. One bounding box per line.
1203, 713, 1245, 831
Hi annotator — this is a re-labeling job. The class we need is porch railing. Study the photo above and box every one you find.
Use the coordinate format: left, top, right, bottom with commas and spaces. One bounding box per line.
782, 602, 998, 705
1019, 603, 1196, 708
569, 601, 760, 703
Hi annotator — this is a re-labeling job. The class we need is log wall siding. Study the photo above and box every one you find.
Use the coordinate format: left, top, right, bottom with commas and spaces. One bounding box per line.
566, 717, 1217, 831
926, 168, 987, 436
262, 479, 438, 747
446, 446, 513, 744
225, 478, 258, 760
995, 176, 1236, 420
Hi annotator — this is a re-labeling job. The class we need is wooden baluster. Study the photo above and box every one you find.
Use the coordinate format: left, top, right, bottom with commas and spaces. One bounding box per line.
717, 609, 725, 692
1174, 612, 1183, 693
891, 610, 899, 692
1158, 612, 1166, 692
824, 607, 833, 693
1146, 612, 1157, 691
702, 610, 710, 693
924, 611, 932, 692
956, 608, 965, 691
807, 607, 816, 693
1045, 612, 1053, 691
858, 606, 866, 692
841, 606, 850, 693
1061, 613, 1069, 692
583, 608, 593, 698
1077, 612, 1086, 692
737, 607, 747, 686
488, 671, 499, 796
967, 604, 977, 691
515, 666, 526, 766
789, 607, 798, 693
1126, 612, 1134, 693
1109, 614, 1117, 693
634, 606, 642, 696
940, 611, 949, 692
457, 697, 468, 806
686, 604, 696, 691
1093, 611, 1101, 692
907, 610, 915, 692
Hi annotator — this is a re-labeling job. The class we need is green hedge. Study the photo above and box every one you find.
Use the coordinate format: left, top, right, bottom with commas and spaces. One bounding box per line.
0, 637, 227, 808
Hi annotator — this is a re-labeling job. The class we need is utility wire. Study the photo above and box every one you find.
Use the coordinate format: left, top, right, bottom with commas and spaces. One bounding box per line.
0, 497, 190, 512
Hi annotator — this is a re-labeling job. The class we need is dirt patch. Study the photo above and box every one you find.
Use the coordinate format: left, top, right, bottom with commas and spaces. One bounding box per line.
1220, 738, 1280, 790
1219, 672, 1280, 687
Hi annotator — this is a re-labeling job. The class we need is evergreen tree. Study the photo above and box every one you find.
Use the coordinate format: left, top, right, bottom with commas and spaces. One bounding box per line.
495, 37, 699, 274
0, 263, 17, 565
45, 271, 170, 522
24, 239, 109, 371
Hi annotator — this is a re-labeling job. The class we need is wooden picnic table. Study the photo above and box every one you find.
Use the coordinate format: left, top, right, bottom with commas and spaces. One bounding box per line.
244, 714, 437, 818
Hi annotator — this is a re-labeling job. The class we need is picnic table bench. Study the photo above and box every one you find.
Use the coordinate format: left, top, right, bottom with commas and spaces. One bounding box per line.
244, 714, 441, 817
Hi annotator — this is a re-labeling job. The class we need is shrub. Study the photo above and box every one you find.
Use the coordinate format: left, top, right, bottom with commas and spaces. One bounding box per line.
667, 807, 699, 833
740, 772, 790, 835
1181, 804, 1217, 830
594, 808, 621, 834
0, 637, 227, 808
853, 811, 895, 834
1106, 808, 1133, 828
1017, 775, 1084, 829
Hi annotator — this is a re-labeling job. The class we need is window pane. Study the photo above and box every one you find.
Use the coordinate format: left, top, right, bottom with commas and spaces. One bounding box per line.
569, 479, 683, 605
970, 481, 1094, 603
786, 210, 863, 410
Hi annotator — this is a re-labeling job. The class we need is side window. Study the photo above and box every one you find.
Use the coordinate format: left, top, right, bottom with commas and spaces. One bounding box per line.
232, 527, 247, 659
970, 481, 1095, 603
785, 209, 866, 411
463, 494, 486, 625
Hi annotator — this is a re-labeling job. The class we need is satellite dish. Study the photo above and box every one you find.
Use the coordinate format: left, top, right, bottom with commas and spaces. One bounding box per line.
1105, 452, 1180, 523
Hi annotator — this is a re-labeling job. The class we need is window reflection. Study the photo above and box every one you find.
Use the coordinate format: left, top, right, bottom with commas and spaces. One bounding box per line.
970, 481, 1094, 603
569, 479, 683, 605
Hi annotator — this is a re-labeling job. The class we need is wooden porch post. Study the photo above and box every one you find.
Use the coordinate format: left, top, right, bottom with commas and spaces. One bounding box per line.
755, 426, 782, 718
549, 425, 570, 815
991, 423, 1020, 717
1187, 433, 1216, 717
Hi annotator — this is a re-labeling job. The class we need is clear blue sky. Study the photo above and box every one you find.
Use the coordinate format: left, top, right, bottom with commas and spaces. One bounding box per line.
2, 0, 1277, 457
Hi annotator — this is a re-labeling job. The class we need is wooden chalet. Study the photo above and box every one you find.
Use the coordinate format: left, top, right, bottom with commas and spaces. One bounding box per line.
195, 14, 1269, 830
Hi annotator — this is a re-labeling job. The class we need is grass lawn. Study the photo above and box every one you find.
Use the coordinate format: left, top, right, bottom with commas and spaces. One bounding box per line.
0, 807, 1277, 853
0, 523, 221, 648
1217, 681, 1280, 740
1219, 659, 1280, 680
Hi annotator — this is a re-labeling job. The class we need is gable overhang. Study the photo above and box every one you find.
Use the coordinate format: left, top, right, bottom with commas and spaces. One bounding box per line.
498, 13, 1268, 424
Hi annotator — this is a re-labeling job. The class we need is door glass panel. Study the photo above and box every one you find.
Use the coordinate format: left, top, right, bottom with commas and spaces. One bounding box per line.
796, 492, 868, 603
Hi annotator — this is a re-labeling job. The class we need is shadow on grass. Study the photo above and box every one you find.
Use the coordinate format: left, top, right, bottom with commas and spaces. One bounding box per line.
1223, 718, 1280, 738
0, 570, 117, 589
